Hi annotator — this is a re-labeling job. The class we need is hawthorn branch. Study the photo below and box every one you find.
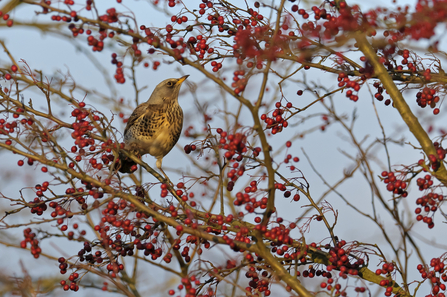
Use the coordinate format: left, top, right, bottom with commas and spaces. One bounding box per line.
355, 34, 447, 186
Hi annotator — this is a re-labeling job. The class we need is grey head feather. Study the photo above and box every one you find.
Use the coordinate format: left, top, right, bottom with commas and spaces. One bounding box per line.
147, 75, 189, 105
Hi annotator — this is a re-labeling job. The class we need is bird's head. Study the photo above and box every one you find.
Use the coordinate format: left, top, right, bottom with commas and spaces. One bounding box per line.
147, 75, 189, 104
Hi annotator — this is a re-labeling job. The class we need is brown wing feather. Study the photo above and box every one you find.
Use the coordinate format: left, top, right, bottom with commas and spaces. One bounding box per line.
124, 102, 149, 136
125, 103, 168, 137
138, 104, 168, 139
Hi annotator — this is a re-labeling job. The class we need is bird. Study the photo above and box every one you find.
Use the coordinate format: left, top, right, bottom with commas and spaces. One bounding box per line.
117, 75, 189, 177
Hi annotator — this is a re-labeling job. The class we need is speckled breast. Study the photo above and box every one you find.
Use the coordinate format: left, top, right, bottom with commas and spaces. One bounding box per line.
125, 103, 183, 158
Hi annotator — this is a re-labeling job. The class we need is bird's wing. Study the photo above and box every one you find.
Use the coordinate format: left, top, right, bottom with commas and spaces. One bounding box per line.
124, 102, 168, 137
140, 103, 167, 138
124, 102, 149, 135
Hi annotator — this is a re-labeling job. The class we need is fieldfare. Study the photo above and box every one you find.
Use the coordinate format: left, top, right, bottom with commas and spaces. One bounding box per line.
117, 75, 189, 177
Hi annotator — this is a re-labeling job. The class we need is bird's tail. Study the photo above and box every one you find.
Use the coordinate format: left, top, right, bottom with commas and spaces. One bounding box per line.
115, 151, 137, 173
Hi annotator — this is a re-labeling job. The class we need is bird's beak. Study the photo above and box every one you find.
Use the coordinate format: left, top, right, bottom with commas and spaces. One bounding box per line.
176, 75, 189, 85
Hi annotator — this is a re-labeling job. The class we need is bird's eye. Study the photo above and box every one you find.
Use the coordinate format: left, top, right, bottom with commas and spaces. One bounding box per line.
166, 81, 174, 87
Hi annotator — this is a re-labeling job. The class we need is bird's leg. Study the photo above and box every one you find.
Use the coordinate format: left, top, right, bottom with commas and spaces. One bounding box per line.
156, 157, 171, 183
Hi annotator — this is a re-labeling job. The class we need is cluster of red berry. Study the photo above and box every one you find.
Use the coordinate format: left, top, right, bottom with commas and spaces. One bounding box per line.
417, 256, 447, 297
260, 101, 291, 135
0, 11, 13, 27
244, 266, 272, 296
59, 271, 80, 292
326, 241, 365, 276
380, 171, 408, 197
190, 35, 213, 60
338, 72, 361, 101
372, 82, 393, 106
1, 106, 23, 136
416, 87, 440, 115
232, 70, 247, 94
28, 197, 47, 216
99, 8, 119, 23
20, 228, 41, 259
168, 275, 206, 297
51, 14, 73, 22
85, 30, 106, 52
415, 192, 443, 229
234, 190, 267, 213
111, 53, 125, 84
409, 1, 447, 40
70, 103, 120, 174
375, 262, 395, 276
57, 257, 79, 291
